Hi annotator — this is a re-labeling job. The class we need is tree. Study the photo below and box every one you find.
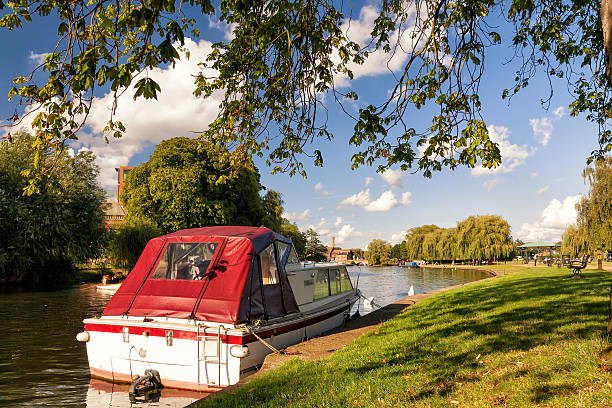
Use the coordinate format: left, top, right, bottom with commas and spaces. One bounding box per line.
4, 0, 611, 189
404, 225, 442, 260
261, 190, 284, 233
576, 157, 612, 251
281, 219, 307, 258
121, 137, 283, 233
106, 215, 162, 271
436, 228, 457, 262
351, 248, 365, 259
390, 244, 403, 260
562, 156, 612, 255
456, 215, 514, 261
561, 224, 590, 257
304, 228, 327, 262
365, 239, 392, 266
0, 132, 106, 286
402, 216, 513, 262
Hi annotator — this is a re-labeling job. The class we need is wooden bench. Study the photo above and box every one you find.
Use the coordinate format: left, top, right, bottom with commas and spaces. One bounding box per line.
556, 255, 571, 268
568, 254, 589, 276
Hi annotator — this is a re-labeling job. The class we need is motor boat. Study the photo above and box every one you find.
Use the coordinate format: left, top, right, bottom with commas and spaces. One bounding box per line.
95, 282, 121, 293
77, 226, 359, 391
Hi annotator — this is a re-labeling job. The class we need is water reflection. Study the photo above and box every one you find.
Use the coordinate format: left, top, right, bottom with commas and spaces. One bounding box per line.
86, 380, 207, 408
0, 266, 488, 407
0, 284, 206, 407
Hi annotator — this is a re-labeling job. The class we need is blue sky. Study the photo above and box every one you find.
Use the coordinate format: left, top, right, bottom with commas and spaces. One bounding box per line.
0, 2, 597, 249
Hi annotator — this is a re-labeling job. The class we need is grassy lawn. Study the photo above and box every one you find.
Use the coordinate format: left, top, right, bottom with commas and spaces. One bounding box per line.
74, 264, 125, 283
199, 266, 612, 407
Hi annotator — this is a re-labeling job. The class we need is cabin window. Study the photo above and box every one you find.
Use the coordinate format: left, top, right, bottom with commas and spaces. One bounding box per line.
313, 269, 329, 300
277, 241, 300, 265
260, 244, 279, 285
339, 267, 353, 292
314, 267, 352, 300
150, 242, 218, 280
329, 268, 340, 296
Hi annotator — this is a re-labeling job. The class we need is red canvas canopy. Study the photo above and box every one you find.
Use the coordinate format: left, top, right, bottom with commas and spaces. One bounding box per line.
103, 226, 299, 324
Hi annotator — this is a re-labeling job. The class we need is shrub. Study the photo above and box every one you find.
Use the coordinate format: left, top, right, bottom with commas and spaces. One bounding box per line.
105, 216, 162, 271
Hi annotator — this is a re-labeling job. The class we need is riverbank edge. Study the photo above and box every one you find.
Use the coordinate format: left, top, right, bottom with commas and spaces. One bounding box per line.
191, 266, 499, 405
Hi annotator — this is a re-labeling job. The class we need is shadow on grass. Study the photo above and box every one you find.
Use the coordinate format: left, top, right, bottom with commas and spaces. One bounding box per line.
341, 269, 610, 402
199, 269, 611, 407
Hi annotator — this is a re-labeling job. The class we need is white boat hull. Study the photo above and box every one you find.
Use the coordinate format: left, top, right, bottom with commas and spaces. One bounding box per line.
82, 292, 358, 391
95, 283, 121, 293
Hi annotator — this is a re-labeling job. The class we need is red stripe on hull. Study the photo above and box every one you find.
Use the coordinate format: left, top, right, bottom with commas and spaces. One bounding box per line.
89, 367, 222, 392
85, 304, 351, 345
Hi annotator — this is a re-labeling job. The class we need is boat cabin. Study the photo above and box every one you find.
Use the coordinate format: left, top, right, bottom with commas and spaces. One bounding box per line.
103, 226, 352, 324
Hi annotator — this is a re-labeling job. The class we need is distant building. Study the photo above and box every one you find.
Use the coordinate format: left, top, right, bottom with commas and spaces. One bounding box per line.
326, 236, 356, 263
331, 249, 353, 263
103, 199, 126, 226
102, 166, 133, 226
116, 166, 135, 206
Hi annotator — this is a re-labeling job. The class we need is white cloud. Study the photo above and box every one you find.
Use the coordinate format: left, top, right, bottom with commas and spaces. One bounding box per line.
334, 216, 343, 227
284, 209, 312, 222
308, 217, 327, 231
472, 125, 536, 177
380, 169, 403, 188
529, 117, 553, 146
208, 18, 236, 41
366, 190, 399, 212
336, 224, 363, 245
28, 50, 48, 66
339, 189, 372, 208
364, 177, 373, 186
390, 230, 408, 244
553, 106, 566, 119
400, 192, 412, 205
338, 189, 411, 212
536, 186, 549, 195
334, 4, 420, 87
48, 38, 224, 192
483, 178, 499, 191
314, 182, 324, 191
531, 172, 539, 178
518, 195, 582, 242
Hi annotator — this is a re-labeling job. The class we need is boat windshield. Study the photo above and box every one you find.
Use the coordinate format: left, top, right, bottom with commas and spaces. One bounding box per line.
150, 242, 218, 280
277, 241, 300, 264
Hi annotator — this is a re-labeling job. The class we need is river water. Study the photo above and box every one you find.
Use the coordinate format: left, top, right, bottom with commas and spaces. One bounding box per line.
0, 266, 489, 407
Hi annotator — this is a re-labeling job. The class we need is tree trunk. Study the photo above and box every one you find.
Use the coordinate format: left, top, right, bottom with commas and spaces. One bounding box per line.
602, 0, 612, 81
608, 284, 612, 335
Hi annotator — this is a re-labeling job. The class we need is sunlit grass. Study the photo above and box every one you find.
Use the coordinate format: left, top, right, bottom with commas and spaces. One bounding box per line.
198, 266, 612, 407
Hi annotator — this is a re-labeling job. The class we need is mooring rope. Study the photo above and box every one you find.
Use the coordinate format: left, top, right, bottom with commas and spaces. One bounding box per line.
246, 326, 282, 354
358, 292, 385, 309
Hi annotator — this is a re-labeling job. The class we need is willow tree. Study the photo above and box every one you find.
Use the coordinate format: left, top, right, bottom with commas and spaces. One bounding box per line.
3, 0, 612, 192
436, 228, 458, 262
561, 224, 590, 257
456, 215, 514, 261
576, 156, 612, 251
422, 229, 443, 261
404, 225, 442, 260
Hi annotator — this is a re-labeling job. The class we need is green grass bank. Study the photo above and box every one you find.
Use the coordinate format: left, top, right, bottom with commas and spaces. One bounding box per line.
198, 266, 612, 407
